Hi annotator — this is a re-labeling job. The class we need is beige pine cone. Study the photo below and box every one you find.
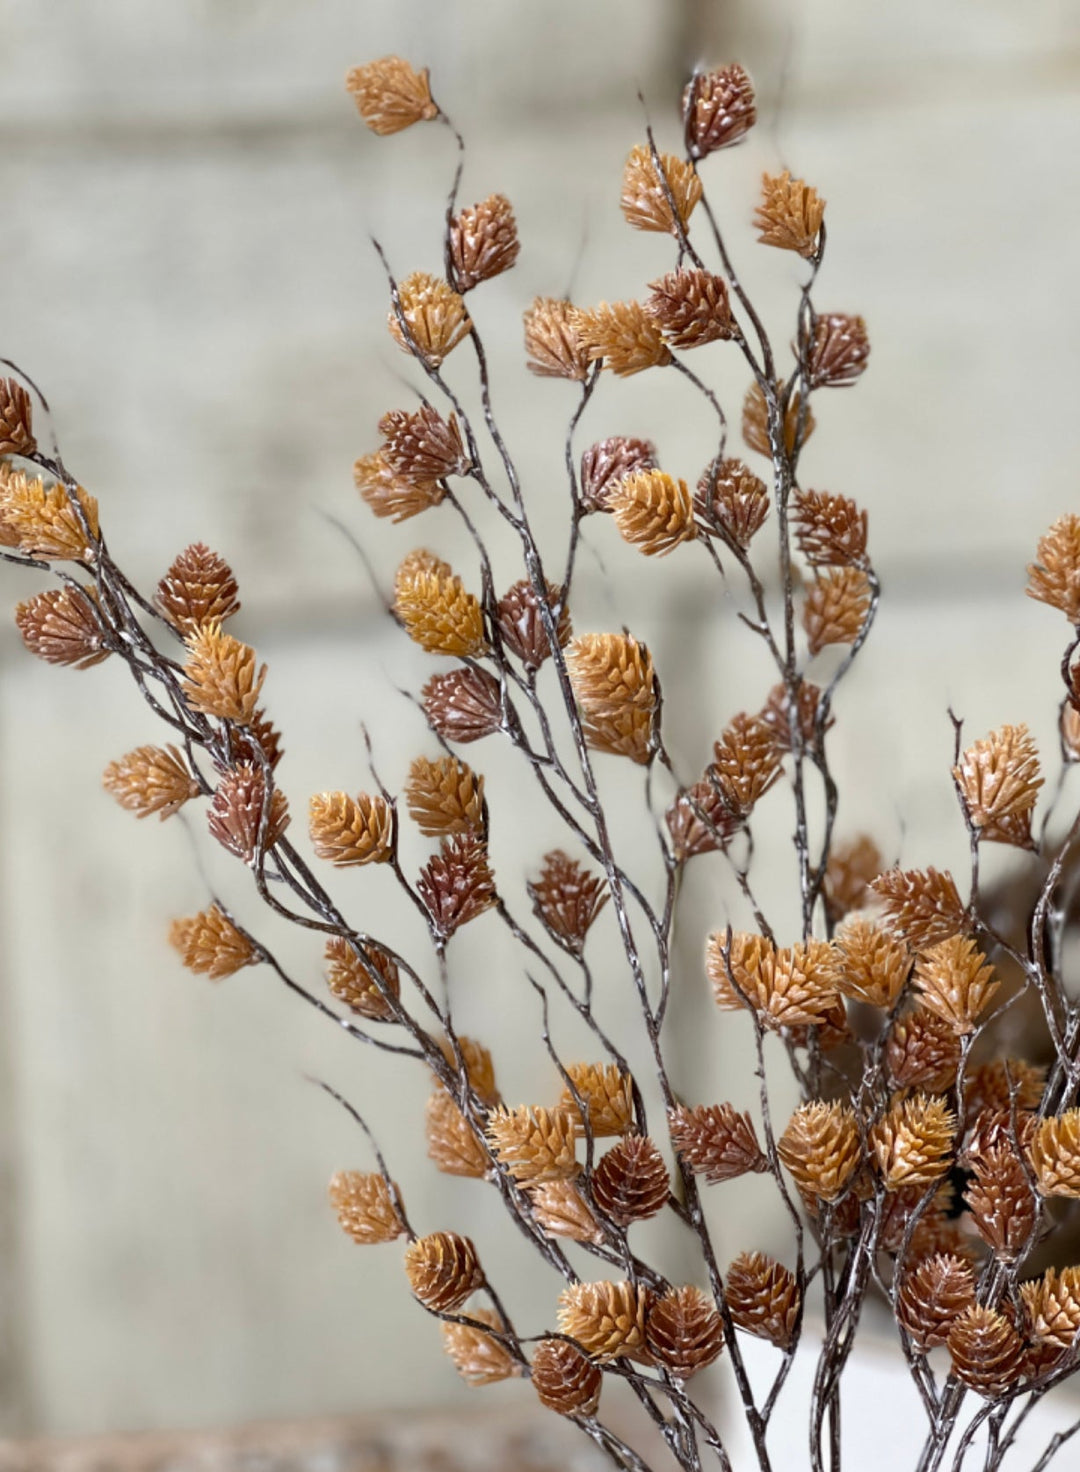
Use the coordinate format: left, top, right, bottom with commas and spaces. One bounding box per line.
913, 935, 999, 1034
441, 1307, 520, 1386
557, 1280, 654, 1362
778, 1101, 861, 1203
486, 1105, 579, 1185
309, 791, 394, 866
328, 1171, 405, 1245
425, 1091, 489, 1179
1021, 1267, 1080, 1351
559, 1063, 634, 1138
1029, 1111, 1080, 1198
405, 754, 485, 837
833, 915, 911, 1009
403, 1231, 484, 1312
870, 1094, 956, 1190
528, 1180, 604, 1245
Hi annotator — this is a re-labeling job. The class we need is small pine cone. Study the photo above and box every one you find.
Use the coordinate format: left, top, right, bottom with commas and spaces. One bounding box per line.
422, 667, 502, 743
885, 1009, 962, 1092
591, 1135, 670, 1225
694, 457, 769, 547
580, 436, 657, 513
529, 1180, 604, 1245
182, 621, 265, 725
226, 707, 283, 772
871, 867, 967, 950
0, 377, 36, 456
620, 144, 703, 235
710, 712, 781, 818
449, 193, 520, 292
497, 579, 571, 669
394, 557, 487, 658
778, 1101, 861, 1203
328, 1170, 405, 1245
571, 302, 672, 378
405, 754, 485, 837
436, 1035, 499, 1104
965, 1145, 1038, 1262
0, 473, 99, 560
896, 1253, 976, 1351
16, 585, 109, 668
1062, 702, 1080, 762
665, 777, 740, 861
668, 1103, 766, 1184
528, 851, 608, 956
706, 930, 774, 1012
207, 763, 289, 864
557, 1280, 653, 1362
425, 1092, 489, 1179
1027, 514, 1080, 623
646, 1286, 724, 1379
608, 470, 696, 556
309, 792, 394, 866
807, 314, 870, 389
947, 1305, 1026, 1398
1021, 1268, 1080, 1351
103, 745, 200, 821
804, 567, 871, 656
763, 940, 842, 1029
870, 1094, 956, 1191
566, 632, 657, 765
559, 1063, 633, 1139
913, 935, 999, 1035
965, 1060, 1046, 1118
954, 724, 1042, 848
793, 489, 868, 568
834, 915, 911, 1008
682, 64, 756, 158
379, 404, 471, 481
754, 170, 825, 259
155, 544, 241, 634
169, 904, 258, 980
1029, 1111, 1080, 1198
417, 833, 497, 939
441, 1307, 519, 1386
531, 1338, 602, 1417
353, 451, 444, 522
388, 272, 472, 367
395, 547, 451, 595
724, 1252, 799, 1349
523, 297, 590, 381
324, 937, 400, 1022
759, 680, 831, 755
404, 1231, 485, 1313
345, 55, 437, 135
823, 834, 883, 922
646, 268, 732, 349
742, 380, 815, 459
486, 1105, 579, 1185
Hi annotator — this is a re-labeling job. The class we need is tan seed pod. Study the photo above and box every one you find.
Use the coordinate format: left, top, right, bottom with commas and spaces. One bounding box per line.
528, 851, 608, 956
486, 1105, 579, 1185
324, 937, 400, 1022
388, 272, 472, 367
379, 404, 470, 481
579, 436, 657, 513
154, 543, 240, 633
1027, 514, 1080, 623
896, 1253, 976, 1351
0, 377, 36, 456
913, 935, 999, 1034
1029, 1111, 1080, 1198
620, 144, 702, 235
207, 763, 289, 864
559, 1063, 633, 1139
964, 1059, 1046, 1118
954, 724, 1042, 848
16, 585, 109, 669
778, 1100, 861, 1203
405, 754, 485, 837
530, 1338, 602, 1416
706, 930, 774, 1012
345, 55, 438, 135
665, 776, 740, 860
417, 834, 497, 939
571, 301, 672, 377
646, 268, 732, 349
710, 712, 781, 818
608, 469, 696, 556
435, 1035, 499, 1104
668, 1103, 767, 1184
449, 193, 520, 292
566, 632, 657, 764
328, 1170, 406, 1245
591, 1135, 670, 1225
168, 904, 258, 980
807, 313, 870, 389
804, 567, 871, 656
0, 472, 99, 560
404, 1231, 485, 1312
871, 866, 967, 949
823, 834, 883, 922
557, 1280, 653, 1362
528, 1179, 604, 1245
724, 1252, 800, 1349
422, 667, 502, 743
885, 1009, 962, 1092
965, 1145, 1038, 1262
523, 297, 589, 381
759, 679, 831, 755
394, 547, 451, 595
393, 557, 487, 658
497, 579, 571, 669
309, 791, 394, 866
793, 488, 868, 567
742, 379, 815, 459
947, 1305, 1026, 1398
441, 1307, 519, 1386
694, 457, 769, 547
682, 64, 756, 158
833, 915, 911, 1008
103, 745, 200, 821
764, 939, 842, 1029
870, 1093, 956, 1190
1021, 1267, 1080, 1351
425, 1091, 489, 1179
182, 621, 265, 725
754, 170, 825, 259
353, 451, 444, 522
646, 1286, 724, 1379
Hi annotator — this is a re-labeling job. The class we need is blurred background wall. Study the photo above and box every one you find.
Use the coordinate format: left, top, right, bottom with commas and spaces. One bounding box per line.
1, 0, 1079, 1450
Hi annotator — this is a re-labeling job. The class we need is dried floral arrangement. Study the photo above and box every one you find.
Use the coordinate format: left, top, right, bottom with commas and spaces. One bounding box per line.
4, 51, 1080, 1472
